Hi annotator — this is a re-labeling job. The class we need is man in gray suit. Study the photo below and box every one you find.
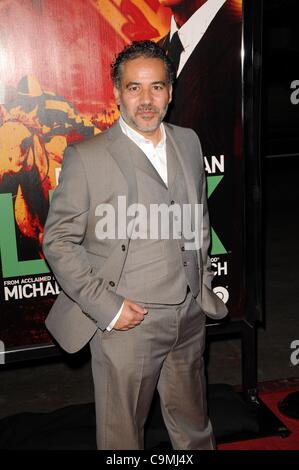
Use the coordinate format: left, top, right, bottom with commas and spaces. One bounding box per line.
42, 40, 227, 450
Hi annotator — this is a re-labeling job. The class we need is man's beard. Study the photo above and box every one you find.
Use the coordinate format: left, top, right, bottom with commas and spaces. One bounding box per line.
120, 103, 168, 133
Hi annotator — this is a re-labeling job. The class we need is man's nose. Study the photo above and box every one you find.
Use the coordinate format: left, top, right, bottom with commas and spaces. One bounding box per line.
140, 88, 152, 103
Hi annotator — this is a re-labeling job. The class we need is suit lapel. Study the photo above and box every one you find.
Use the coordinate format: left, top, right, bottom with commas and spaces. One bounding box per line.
105, 122, 138, 237
164, 124, 199, 216
166, 136, 178, 190
165, 124, 204, 272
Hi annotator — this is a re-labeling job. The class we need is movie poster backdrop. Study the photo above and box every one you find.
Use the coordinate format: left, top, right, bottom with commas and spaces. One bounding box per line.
0, 0, 243, 361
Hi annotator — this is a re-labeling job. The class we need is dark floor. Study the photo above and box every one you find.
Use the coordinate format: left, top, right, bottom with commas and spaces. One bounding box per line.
0, 157, 299, 421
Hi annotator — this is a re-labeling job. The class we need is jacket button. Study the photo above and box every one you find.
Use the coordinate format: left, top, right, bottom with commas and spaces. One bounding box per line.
109, 281, 115, 287
183, 261, 188, 267
121, 244, 126, 251
181, 246, 185, 251
170, 200, 175, 205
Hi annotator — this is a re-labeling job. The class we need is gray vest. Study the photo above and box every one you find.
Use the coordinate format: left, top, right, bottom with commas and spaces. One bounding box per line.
116, 137, 199, 304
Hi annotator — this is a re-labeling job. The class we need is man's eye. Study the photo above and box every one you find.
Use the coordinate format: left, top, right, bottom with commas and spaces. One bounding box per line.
153, 85, 163, 91
128, 86, 139, 92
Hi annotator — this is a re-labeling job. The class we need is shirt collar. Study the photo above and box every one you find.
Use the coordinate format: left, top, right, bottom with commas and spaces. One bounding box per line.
119, 115, 166, 148
170, 0, 227, 51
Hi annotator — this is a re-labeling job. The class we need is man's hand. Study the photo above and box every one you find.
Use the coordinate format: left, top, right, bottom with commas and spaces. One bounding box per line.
114, 299, 148, 330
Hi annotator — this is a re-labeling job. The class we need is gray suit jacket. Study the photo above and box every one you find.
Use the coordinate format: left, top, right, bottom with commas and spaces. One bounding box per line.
42, 121, 227, 353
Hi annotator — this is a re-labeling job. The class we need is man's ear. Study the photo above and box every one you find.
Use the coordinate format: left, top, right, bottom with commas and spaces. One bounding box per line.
113, 86, 120, 105
168, 84, 173, 104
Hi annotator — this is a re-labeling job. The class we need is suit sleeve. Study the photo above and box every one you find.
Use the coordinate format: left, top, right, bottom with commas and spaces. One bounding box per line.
42, 146, 124, 330
192, 130, 214, 290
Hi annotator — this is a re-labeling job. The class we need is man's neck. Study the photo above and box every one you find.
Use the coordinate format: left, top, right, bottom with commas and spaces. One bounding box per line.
140, 128, 162, 147
119, 116, 163, 147
172, 0, 208, 28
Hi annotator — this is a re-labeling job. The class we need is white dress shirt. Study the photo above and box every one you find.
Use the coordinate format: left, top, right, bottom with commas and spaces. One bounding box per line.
106, 116, 168, 330
170, 0, 227, 76
119, 116, 168, 185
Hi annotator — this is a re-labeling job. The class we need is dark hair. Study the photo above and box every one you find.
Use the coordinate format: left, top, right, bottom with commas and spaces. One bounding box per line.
111, 40, 175, 89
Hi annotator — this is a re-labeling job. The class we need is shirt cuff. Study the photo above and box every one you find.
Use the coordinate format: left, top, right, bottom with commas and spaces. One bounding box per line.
106, 302, 124, 331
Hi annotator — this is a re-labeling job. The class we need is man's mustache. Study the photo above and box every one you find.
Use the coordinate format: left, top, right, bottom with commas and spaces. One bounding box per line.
137, 105, 159, 113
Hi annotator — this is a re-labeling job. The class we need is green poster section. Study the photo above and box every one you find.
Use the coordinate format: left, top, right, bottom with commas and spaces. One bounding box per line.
207, 176, 227, 255
0, 194, 49, 277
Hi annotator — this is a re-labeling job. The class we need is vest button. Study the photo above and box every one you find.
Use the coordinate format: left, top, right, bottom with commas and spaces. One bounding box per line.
109, 281, 115, 287
181, 246, 185, 251
121, 244, 126, 251
170, 200, 175, 205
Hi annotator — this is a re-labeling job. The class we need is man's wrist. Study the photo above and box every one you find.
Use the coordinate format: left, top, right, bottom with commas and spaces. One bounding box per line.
106, 301, 124, 331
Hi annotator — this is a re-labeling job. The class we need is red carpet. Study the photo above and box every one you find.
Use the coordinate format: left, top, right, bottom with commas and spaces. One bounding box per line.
218, 380, 299, 450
